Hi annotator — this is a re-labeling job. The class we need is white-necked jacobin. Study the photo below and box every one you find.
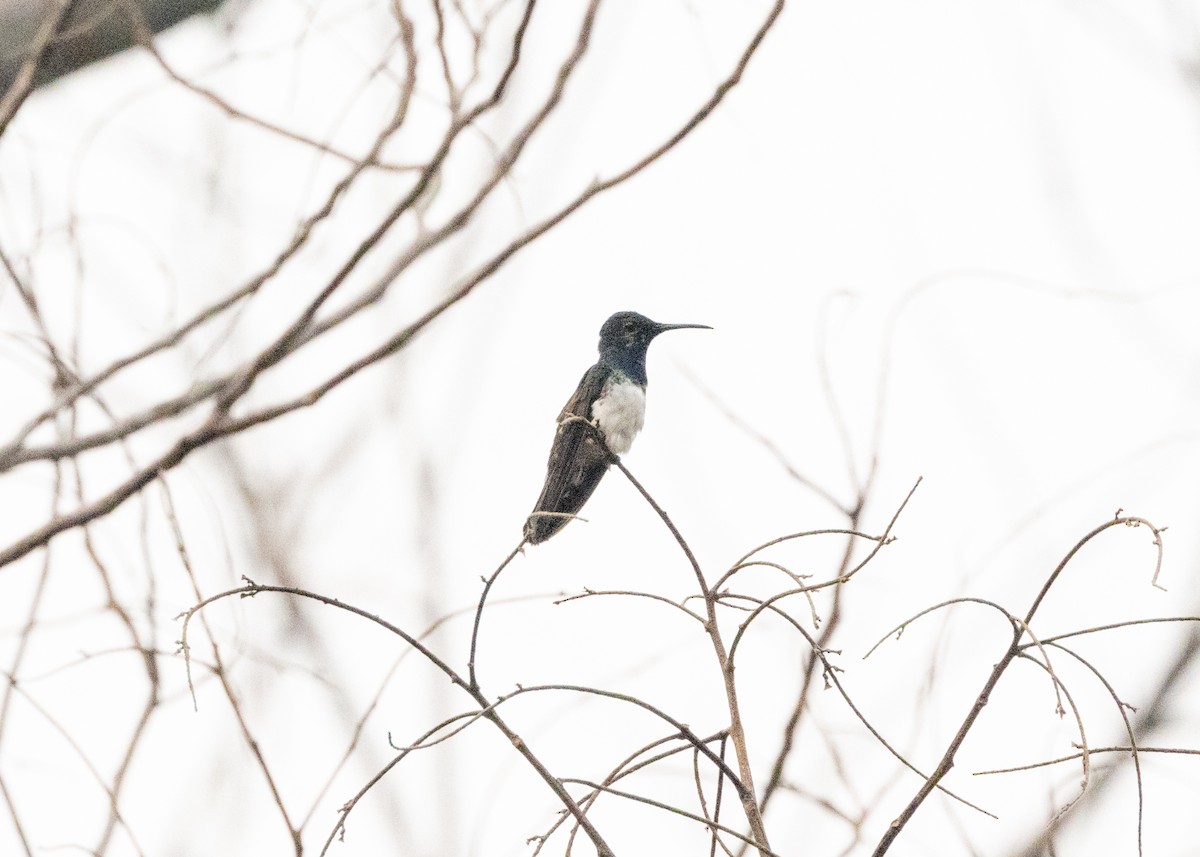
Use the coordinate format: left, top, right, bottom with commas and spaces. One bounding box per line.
524, 311, 711, 544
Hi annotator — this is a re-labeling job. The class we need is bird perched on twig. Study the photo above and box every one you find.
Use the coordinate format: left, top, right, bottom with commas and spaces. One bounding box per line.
524, 311, 711, 544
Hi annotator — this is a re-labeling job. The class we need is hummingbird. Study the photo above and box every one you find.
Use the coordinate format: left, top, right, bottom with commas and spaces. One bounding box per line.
523, 311, 711, 544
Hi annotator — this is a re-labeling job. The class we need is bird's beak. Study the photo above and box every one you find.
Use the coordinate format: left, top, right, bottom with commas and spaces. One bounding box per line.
653, 322, 713, 335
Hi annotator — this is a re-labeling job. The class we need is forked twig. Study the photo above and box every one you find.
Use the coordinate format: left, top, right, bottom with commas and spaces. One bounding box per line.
869, 514, 1164, 856
179, 583, 616, 857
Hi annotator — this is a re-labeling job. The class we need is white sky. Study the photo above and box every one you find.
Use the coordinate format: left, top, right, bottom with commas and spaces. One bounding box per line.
1, 0, 1199, 855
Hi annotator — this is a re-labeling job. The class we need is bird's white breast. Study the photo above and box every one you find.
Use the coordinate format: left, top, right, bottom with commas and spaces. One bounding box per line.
591, 377, 646, 455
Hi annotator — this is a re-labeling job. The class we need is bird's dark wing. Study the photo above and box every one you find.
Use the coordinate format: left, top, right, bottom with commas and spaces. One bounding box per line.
524, 365, 613, 544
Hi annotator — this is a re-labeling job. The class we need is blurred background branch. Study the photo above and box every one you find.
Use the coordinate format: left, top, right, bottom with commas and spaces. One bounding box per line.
0, 0, 225, 95
2, 0, 1200, 854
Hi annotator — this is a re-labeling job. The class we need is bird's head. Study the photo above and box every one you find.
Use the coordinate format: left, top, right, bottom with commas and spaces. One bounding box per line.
597, 311, 711, 383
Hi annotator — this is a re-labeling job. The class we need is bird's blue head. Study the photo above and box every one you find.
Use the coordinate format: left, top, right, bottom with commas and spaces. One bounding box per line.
596, 311, 711, 385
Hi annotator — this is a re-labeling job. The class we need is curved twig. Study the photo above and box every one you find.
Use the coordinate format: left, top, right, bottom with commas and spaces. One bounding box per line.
723, 593, 996, 819
863, 597, 1017, 660
467, 541, 526, 691
555, 589, 707, 626
1014, 651, 1091, 821
612, 458, 770, 853
1046, 641, 1145, 855
562, 779, 785, 857
870, 514, 1164, 856
179, 582, 616, 857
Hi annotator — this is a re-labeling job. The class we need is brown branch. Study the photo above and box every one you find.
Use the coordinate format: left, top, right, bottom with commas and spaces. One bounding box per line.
869, 514, 1165, 856
1044, 642, 1145, 854
1012, 652, 1091, 821
561, 779, 784, 857
165, 488, 301, 854
613, 457, 771, 855
727, 479, 920, 662
723, 592, 996, 819
975, 745, 1200, 776
0, 671, 148, 855
1002, 625, 1200, 857
179, 582, 616, 857
0, 0, 539, 469
319, 712, 479, 857
540, 731, 726, 856
555, 588, 707, 627
1028, 616, 1200, 647
300, 590, 563, 833
132, 27, 421, 172
467, 541, 526, 691
0, 0, 786, 581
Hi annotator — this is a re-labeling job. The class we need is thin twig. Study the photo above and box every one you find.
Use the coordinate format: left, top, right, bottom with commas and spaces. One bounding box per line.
869, 514, 1164, 856
614, 458, 771, 854
468, 541, 526, 691
180, 582, 616, 856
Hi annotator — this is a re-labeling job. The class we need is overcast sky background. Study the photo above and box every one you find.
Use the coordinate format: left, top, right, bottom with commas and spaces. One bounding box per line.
1, 1, 1199, 855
